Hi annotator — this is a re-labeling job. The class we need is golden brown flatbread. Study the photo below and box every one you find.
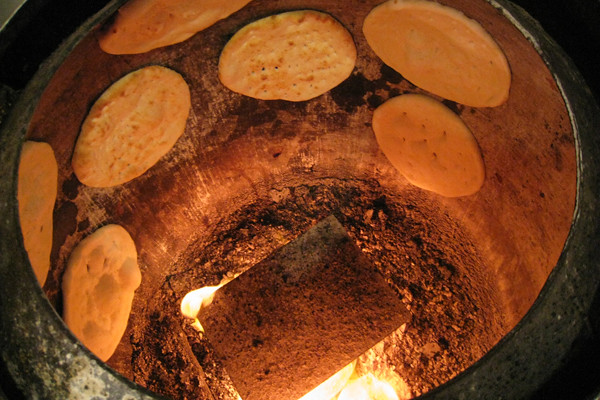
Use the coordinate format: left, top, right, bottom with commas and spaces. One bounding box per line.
72, 66, 190, 187
363, 0, 511, 107
17, 141, 58, 286
98, 0, 253, 54
218, 10, 356, 102
372, 94, 485, 197
62, 224, 141, 362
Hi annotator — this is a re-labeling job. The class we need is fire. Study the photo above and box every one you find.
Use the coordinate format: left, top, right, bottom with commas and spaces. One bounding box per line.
299, 361, 356, 400
338, 373, 400, 400
181, 282, 404, 400
181, 274, 239, 331
180, 284, 222, 332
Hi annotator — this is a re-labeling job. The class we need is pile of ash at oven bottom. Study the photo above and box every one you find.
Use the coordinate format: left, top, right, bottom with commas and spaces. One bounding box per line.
110, 177, 506, 399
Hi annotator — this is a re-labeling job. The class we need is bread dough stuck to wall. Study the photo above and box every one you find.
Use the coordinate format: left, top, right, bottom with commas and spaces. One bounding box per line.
98, 0, 254, 54
363, 0, 511, 107
72, 65, 190, 188
17, 141, 58, 286
62, 224, 142, 362
219, 10, 356, 102
372, 94, 485, 197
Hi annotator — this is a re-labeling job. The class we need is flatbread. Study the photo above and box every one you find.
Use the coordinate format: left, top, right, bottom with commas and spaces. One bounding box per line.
17, 141, 58, 286
363, 0, 511, 107
372, 94, 485, 197
62, 224, 141, 362
72, 65, 190, 187
218, 10, 356, 102
98, 0, 253, 55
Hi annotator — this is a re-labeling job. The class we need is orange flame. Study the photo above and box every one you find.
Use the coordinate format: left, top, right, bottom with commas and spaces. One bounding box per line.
180, 284, 222, 332
181, 278, 404, 400
299, 360, 356, 400
338, 373, 400, 400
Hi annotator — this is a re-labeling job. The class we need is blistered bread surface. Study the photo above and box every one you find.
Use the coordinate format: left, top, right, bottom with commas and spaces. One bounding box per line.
219, 10, 356, 101
372, 94, 485, 197
72, 65, 190, 188
62, 224, 141, 361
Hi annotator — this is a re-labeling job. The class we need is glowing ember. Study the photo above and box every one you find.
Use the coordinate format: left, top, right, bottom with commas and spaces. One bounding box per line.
338, 374, 400, 400
299, 361, 356, 400
180, 285, 222, 332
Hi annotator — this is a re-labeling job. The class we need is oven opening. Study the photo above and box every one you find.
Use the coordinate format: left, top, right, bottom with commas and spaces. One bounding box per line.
7, 0, 579, 399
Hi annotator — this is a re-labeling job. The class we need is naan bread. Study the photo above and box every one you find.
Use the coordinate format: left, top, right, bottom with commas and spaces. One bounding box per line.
363, 0, 511, 107
72, 66, 190, 187
219, 10, 356, 101
373, 94, 485, 197
98, 0, 253, 54
62, 224, 141, 362
17, 141, 58, 286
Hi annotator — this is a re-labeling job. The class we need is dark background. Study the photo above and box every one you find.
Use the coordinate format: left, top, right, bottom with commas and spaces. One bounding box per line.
0, 0, 599, 399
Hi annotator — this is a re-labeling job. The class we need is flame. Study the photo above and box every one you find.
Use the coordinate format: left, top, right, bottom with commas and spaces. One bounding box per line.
299, 360, 356, 400
337, 373, 399, 400
181, 276, 405, 400
181, 273, 241, 331
180, 285, 222, 332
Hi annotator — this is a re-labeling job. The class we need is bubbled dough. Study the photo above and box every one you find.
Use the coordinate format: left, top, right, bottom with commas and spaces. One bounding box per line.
98, 0, 253, 54
372, 94, 485, 197
62, 224, 141, 362
18, 141, 58, 286
363, 0, 511, 107
72, 66, 190, 188
218, 10, 357, 102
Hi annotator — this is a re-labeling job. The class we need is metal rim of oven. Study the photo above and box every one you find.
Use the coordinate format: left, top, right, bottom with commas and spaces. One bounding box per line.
0, 0, 599, 399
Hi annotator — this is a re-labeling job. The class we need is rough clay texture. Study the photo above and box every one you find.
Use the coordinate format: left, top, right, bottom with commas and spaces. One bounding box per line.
198, 216, 408, 400
13, 0, 577, 398
130, 180, 504, 399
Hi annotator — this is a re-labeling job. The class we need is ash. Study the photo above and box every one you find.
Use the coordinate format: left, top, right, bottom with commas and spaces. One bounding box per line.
114, 178, 505, 399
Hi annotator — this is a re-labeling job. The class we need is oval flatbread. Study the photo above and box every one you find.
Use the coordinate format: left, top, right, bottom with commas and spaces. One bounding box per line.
72, 66, 190, 187
98, 0, 253, 55
219, 10, 357, 102
363, 0, 511, 107
62, 224, 142, 362
372, 94, 485, 197
17, 141, 58, 286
